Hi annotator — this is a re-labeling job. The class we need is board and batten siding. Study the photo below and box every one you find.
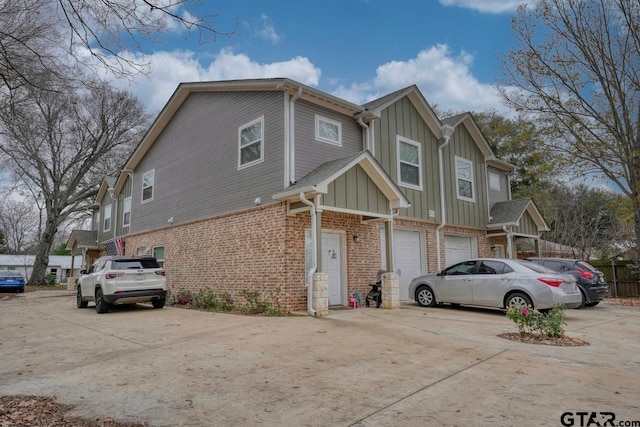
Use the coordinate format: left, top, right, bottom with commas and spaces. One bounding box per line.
323, 165, 389, 215
115, 176, 132, 238
514, 210, 539, 237
487, 166, 509, 208
442, 125, 489, 229
372, 97, 440, 221
293, 99, 364, 180
130, 91, 285, 234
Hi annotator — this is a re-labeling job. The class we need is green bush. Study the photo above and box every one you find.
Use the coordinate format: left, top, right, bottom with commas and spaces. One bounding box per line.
506, 303, 566, 338
171, 287, 288, 316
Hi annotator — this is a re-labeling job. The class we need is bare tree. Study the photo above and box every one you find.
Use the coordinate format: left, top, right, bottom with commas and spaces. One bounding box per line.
0, 79, 150, 285
0, 198, 39, 254
499, 0, 640, 256
0, 0, 234, 94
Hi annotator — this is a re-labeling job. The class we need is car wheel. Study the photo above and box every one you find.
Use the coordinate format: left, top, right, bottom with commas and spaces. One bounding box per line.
151, 297, 165, 309
416, 286, 436, 307
506, 292, 532, 310
77, 286, 88, 308
575, 290, 586, 309
95, 288, 110, 314
585, 301, 600, 307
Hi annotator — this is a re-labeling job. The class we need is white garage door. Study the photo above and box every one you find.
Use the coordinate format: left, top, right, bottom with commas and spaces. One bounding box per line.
444, 235, 475, 267
380, 229, 424, 300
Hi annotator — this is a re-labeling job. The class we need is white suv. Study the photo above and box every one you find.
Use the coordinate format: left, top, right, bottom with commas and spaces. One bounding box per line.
77, 256, 167, 313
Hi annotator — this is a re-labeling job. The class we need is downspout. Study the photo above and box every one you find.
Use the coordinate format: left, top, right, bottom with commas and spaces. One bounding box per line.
289, 87, 303, 184
436, 125, 455, 271
503, 225, 513, 259
299, 192, 317, 317
357, 117, 370, 152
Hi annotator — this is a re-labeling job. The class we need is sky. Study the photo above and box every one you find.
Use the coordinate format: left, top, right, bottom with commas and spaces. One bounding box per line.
105, 0, 531, 116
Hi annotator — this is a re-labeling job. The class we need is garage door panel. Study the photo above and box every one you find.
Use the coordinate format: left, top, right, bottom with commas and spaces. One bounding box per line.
444, 235, 475, 267
380, 229, 425, 300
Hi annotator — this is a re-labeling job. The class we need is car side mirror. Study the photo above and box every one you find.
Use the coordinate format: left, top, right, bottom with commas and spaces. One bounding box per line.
80, 269, 87, 275
437, 271, 444, 277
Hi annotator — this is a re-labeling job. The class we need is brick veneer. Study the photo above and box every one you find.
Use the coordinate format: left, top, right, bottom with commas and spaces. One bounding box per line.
124, 202, 503, 312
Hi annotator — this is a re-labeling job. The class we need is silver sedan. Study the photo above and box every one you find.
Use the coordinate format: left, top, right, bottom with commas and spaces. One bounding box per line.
408, 258, 582, 311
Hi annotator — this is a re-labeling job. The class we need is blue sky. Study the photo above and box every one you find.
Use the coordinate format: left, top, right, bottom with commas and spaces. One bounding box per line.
105, 0, 529, 115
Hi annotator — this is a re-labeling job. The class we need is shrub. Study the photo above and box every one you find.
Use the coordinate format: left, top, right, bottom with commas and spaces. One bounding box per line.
506, 303, 566, 338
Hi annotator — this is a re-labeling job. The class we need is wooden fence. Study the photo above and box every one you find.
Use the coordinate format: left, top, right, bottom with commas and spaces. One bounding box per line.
591, 261, 640, 298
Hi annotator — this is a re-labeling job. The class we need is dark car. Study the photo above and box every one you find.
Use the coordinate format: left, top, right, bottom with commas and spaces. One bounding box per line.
525, 258, 610, 308
0, 270, 26, 293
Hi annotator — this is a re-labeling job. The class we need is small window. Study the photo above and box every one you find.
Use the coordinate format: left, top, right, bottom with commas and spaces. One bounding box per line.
238, 116, 264, 169
153, 246, 165, 268
142, 170, 154, 202
397, 136, 423, 190
489, 171, 501, 191
103, 204, 112, 232
122, 197, 131, 227
444, 260, 477, 275
315, 115, 342, 146
455, 156, 475, 202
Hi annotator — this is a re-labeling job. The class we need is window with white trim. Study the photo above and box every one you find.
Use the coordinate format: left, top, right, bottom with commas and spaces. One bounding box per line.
153, 245, 164, 268
455, 156, 475, 201
489, 171, 501, 191
122, 197, 131, 227
315, 115, 342, 146
238, 116, 264, 169
103, 204, 112, 232
142, 170, 154, 202
396, 136, 423, 190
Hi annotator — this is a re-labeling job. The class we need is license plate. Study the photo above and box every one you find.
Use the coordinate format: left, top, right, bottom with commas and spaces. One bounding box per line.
135, 273, 145, 281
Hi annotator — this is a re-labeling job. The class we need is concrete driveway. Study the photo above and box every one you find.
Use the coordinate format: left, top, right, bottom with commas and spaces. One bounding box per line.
1, 290, 639, 426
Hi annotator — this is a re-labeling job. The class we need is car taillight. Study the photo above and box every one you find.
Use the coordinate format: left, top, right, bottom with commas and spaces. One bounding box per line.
155, 270, 165, 276
577, 268, 594, 279
538, 278, 563, 287
105, 272, 125, 279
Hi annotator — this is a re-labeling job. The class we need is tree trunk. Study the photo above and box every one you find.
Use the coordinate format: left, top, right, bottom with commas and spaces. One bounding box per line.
27, 216, 58, 286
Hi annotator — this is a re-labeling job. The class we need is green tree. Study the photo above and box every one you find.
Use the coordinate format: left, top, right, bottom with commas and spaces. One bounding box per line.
53, 243, 71, 256
499, 0, 640, 259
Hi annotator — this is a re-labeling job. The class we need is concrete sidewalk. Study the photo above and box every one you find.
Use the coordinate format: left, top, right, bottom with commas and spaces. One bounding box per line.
1, 290, 639, 426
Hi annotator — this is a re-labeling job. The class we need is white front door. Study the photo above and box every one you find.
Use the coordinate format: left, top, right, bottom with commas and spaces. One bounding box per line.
322, 232, 343, 305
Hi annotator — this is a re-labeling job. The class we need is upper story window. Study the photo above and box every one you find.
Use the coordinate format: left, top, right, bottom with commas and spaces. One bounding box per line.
122, 197, 131, 227
455, 156, 475, 202
103, 204, 112, 232
315, 115, 342, 146
396, 136, 422, 190
142, 170, 154, 203
489, 171, 501, 191
238, 116, 264, 169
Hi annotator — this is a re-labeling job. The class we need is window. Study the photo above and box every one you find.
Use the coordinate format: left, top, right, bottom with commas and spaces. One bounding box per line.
397, 136, 423, 190
455, 156, 474, 201
315, 115, 342, 146
489, 171, 501, 191
153, 246, 165, 268
142, 170, 154, 202
479, 261, 513, 275
103, 204, 112, 232
122, 197, 131, 227
238, 116, 264, 169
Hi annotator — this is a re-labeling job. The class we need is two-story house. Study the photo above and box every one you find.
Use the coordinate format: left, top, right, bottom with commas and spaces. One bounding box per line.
67, 78, 548, 314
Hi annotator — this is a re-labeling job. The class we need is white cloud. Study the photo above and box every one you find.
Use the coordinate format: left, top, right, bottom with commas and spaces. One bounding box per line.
438, 0, 534, 14
105, 48, 321, 112
256, 14, 281, 44
332, 44, 508, 114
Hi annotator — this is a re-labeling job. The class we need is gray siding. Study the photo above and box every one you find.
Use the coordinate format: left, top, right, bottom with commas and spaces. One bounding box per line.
294, 99, 363, 180
515, 211, 539, 236
323, 165, 389, 215
442, 125, 489, 228
372, 98, 440, 221
130, 91, 285, 233
116, 176, 132, 238
487, 166, 509, 208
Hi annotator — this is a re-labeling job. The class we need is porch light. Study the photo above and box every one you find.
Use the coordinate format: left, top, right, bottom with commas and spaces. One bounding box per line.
353, 235, 360, 243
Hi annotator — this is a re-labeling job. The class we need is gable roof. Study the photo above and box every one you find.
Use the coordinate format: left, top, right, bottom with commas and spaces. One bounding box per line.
91, 176, 116, 207
273, 151, 410, 209
488, 198, 549, 231
66, 230, 99, 250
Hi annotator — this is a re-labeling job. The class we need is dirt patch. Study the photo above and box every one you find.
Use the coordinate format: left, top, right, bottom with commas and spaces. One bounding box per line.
0, 395, 146, 427
498, 332, 590, 346
604, 297, 640, 307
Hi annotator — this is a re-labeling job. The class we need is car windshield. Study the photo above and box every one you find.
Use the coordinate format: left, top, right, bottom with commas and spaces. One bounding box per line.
514, 260, 556, 274
0, 270, 21, 276
111, 259, 160, 270
575, 261, 597, 272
